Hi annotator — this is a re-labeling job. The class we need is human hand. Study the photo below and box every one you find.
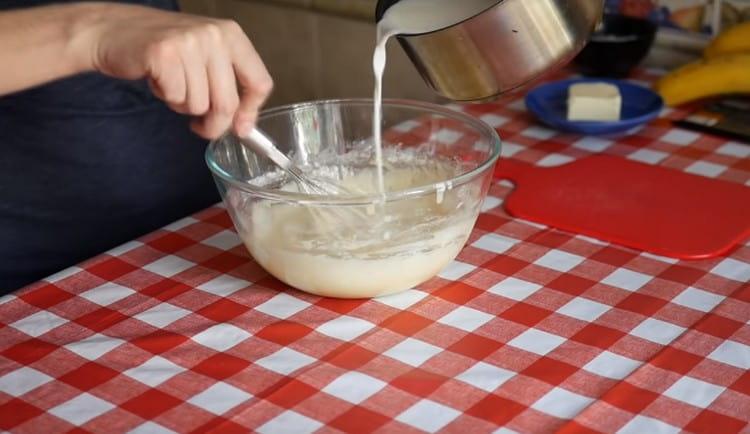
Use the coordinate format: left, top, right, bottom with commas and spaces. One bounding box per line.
84, 3, 272, 138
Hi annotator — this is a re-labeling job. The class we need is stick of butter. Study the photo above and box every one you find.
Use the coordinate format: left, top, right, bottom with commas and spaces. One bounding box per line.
567, 82, 622, 121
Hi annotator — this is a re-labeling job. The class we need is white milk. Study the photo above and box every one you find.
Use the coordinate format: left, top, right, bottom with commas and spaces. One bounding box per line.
372, 0, 498, 194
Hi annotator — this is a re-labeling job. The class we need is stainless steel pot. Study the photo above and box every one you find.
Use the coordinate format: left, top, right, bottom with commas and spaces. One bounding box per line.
375, 0, 604, 101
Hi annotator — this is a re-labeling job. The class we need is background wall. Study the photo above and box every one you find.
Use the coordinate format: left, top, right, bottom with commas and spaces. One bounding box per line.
178, 0, 441, 108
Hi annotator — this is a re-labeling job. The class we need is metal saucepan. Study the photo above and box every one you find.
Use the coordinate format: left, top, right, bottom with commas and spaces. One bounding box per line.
375, 0, 605, 101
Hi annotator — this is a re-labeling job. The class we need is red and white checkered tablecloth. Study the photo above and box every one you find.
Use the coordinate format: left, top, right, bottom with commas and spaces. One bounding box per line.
1, 70, 749, 434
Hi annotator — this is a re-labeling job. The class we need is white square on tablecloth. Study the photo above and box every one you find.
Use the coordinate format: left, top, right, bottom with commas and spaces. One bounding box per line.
629, 318, 685, 345
254, 293, 312, 319
507, 329, 566, 356
0, 367, 53, 397
107, 240, 143, 256
124, 356, 185, 387
384, 338, 442, 367
671, 287, 725, 312
188, 382, 252, 415
628, 149, 668, 165
640, 252, 679, 264
573, 137, 613, 152
537, 154, 575, 167
557, 297, 611, 322
663, 376, 725, 408
532, 387, 594, 419
65, 333, 125, 361
661, 129, 698, 146
500, 141, 525, 158
438, 306, 494, 332
44, 266, 83, 283
660, 106, 675, 116
472, 233, 519, 254
48, 392, 115, 426
11, 310, 66, 338
489, 277, 542, 301
494, 428, 521, 434
376, 289, 428, 310
316, 315, 375, 341
617, 415, 680, 434
80, 283, 135, 306
438, 261, 476, 280
256, 348, 316, 376
519, 218, 547, 229
456, 362, 515, 392
685, 161, 726, 178
396, 399, 461, 433
257, 410, 323, 434
716, 141, 750, 158
192, 323, 251, 352
710, 258, 750, 283
583, 351, 641, 380
535, 251, 585, 272
133, 303, 191, 329
507, 99, 526, 111
480, 114, 510, 128
434, 129, 463, 144
143, 256, 195, 277
197, 275, 250, 297
391, 119, 421, 133
202, 230, 242, 250
322, 371, 387, 404
576, 234, 608, 246
481, 196, 504, 212
708, 340, 750, 370
522, 126, 556, 140
163, 216, 198, 231
128, 422, 176, 434
0, 294, 14, 306
602, 268, 652, 291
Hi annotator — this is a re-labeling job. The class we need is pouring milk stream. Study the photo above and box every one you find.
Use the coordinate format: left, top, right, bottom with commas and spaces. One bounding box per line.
236, 0, 499, 298
372, 0, 498, 194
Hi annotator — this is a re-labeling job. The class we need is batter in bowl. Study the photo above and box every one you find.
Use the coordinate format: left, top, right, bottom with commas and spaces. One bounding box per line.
229, 151, 482, 298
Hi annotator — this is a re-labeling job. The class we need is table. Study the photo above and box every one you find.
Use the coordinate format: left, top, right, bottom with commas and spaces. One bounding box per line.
1, 70, 749, 434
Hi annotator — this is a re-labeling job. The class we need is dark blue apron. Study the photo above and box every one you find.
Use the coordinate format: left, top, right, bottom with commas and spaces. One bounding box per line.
0, 0, 219, 292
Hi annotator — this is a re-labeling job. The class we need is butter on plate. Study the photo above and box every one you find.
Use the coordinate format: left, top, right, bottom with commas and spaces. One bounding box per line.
567, 82, 622, 121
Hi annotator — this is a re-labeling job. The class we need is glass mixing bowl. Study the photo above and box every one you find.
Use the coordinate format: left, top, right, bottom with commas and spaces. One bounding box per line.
206, 99, 501, 298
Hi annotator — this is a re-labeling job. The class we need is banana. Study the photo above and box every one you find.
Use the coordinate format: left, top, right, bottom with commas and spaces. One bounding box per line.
705, 21, 750, 58
656, 53, 750, 106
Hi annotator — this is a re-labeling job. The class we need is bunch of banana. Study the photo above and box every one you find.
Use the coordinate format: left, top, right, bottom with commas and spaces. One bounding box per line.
656, 22, 750, 106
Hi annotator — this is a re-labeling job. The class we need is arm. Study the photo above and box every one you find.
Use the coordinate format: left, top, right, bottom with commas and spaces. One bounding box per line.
0, 3, 94, 96
0, 2, 272, 138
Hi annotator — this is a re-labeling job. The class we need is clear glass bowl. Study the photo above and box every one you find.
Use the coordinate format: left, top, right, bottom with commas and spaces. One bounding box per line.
206, 99, 501, 298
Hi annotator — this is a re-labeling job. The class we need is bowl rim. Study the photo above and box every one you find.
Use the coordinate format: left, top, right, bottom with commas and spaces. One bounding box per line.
205, 98, 502, 206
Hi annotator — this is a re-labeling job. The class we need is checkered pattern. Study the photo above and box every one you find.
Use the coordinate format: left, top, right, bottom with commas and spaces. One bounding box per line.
1, 69, 749, 433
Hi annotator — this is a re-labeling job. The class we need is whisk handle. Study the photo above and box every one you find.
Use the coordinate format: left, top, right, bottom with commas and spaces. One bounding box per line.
244, 129, 293, 170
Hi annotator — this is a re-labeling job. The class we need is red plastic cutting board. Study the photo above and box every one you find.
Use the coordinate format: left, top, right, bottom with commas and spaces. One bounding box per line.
493, 155, 750, 259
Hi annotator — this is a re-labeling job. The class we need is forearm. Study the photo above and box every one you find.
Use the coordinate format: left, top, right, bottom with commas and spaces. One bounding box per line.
0, 3, 101, 96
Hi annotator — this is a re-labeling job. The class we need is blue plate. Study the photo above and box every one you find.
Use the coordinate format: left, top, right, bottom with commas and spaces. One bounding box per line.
525, 78, 664, 135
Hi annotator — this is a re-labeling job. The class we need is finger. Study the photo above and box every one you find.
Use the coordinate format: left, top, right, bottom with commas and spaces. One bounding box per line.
179, 43, 210, 117
195, 48, 239, 139
226, 27, 273, 136
167, 102, 191, 115
147, 43, 187, 107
